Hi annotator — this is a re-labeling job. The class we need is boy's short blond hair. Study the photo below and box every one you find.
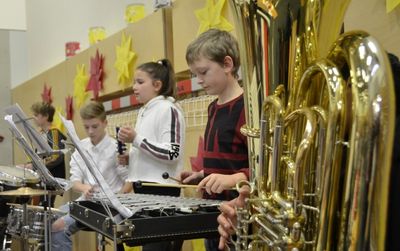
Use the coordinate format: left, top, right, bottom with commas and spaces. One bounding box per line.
80, 102, 106, 121
186, 29, 240, 78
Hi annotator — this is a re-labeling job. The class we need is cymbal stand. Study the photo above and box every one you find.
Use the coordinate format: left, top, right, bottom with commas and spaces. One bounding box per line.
42, 184, 51, 251
43, 188, 63, 251
20, 178, 29, 251
21, 201, 29, 251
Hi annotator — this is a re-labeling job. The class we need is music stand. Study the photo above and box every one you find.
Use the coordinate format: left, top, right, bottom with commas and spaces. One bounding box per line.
3, 104, 53, 157
3, 106, 72, 251
3, 104, 70, 190
60, 115, 133, 250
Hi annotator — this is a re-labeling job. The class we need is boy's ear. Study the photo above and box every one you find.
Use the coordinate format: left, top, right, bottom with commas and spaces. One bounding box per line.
153, 80, 162, 92
223, 56, 234, 74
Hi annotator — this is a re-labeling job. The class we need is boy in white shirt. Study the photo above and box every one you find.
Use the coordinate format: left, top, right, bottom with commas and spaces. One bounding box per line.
51, 102, 127, 251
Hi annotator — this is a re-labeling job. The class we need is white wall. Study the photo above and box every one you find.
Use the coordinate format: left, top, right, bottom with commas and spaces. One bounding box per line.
0, 30, 13, 165
9, 30, 28, 87
0, 0, 26, 30
26, 0, 125, 79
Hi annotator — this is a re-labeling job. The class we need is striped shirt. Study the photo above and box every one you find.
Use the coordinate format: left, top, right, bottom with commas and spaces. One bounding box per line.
44, 127, 66, 179
203, 94, 249, 200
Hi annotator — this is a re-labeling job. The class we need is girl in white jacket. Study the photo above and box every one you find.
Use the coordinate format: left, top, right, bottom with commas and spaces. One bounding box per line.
118, 59, 185, 196
118, 59, 186, 251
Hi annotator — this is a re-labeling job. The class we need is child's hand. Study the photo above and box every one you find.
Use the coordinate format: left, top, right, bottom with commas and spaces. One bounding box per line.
118, 127, 137, 143
180, 171, 204, 184
120, 182, 133, 194
17, 163, 33, 169
118, 153, 129, 166
82, 184, 95, 199
217, 186, 250, 249
197, 174, 237, 194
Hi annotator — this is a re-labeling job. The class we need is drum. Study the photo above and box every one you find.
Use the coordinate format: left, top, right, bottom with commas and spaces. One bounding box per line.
0, 166, 40, 219
6, 207, 33, 236
30, 210, 58, 239
6, 205, 60, 239
0, 166, 40, 188
1, 233, 43, 251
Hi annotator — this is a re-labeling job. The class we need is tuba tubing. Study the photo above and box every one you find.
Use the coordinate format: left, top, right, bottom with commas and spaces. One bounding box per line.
230, 0, 396, 250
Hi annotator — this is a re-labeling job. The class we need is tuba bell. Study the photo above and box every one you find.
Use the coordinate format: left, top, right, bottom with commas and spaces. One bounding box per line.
229, 0, 395, 250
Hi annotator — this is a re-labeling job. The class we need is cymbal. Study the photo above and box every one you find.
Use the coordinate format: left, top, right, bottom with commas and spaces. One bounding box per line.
0, 187, 48, 196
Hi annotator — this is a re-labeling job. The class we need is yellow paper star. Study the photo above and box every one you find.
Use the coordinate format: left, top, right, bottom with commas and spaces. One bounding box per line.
114, 33, 137, 88
387, 0, 400, 12
89, 27, 106, 45
125, 4, 146, 23
73, 64, 89, 108
195, 0, 234, 35
53, 107, 66, 134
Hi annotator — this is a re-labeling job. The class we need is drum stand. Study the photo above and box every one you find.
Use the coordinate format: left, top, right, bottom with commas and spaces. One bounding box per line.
41, 185, 56, 251
20, 201, 29, 251
43, 189, 63, 251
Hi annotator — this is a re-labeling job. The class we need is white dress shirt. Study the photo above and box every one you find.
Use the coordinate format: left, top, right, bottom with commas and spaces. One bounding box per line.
69, 134, 127, 200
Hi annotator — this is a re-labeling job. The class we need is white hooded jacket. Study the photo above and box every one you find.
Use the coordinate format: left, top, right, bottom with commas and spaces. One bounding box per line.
127, 95, 185, 183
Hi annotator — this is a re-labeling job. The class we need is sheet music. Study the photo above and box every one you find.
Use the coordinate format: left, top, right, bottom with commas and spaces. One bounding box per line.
4, 115, 70, 191
60, 115, 133, 219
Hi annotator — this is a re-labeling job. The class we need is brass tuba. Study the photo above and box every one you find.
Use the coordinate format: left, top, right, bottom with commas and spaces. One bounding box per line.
229, 0, 395, 250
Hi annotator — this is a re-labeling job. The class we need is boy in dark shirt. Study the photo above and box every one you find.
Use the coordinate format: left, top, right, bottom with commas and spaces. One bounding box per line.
180, 29, 249, 250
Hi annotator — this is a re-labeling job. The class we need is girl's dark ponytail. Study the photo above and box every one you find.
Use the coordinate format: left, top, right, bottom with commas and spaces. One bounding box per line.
136, 58, 176, 98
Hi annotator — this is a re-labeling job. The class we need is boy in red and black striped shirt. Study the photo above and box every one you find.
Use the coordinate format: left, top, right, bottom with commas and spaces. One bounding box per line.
180, 29, 249, 250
